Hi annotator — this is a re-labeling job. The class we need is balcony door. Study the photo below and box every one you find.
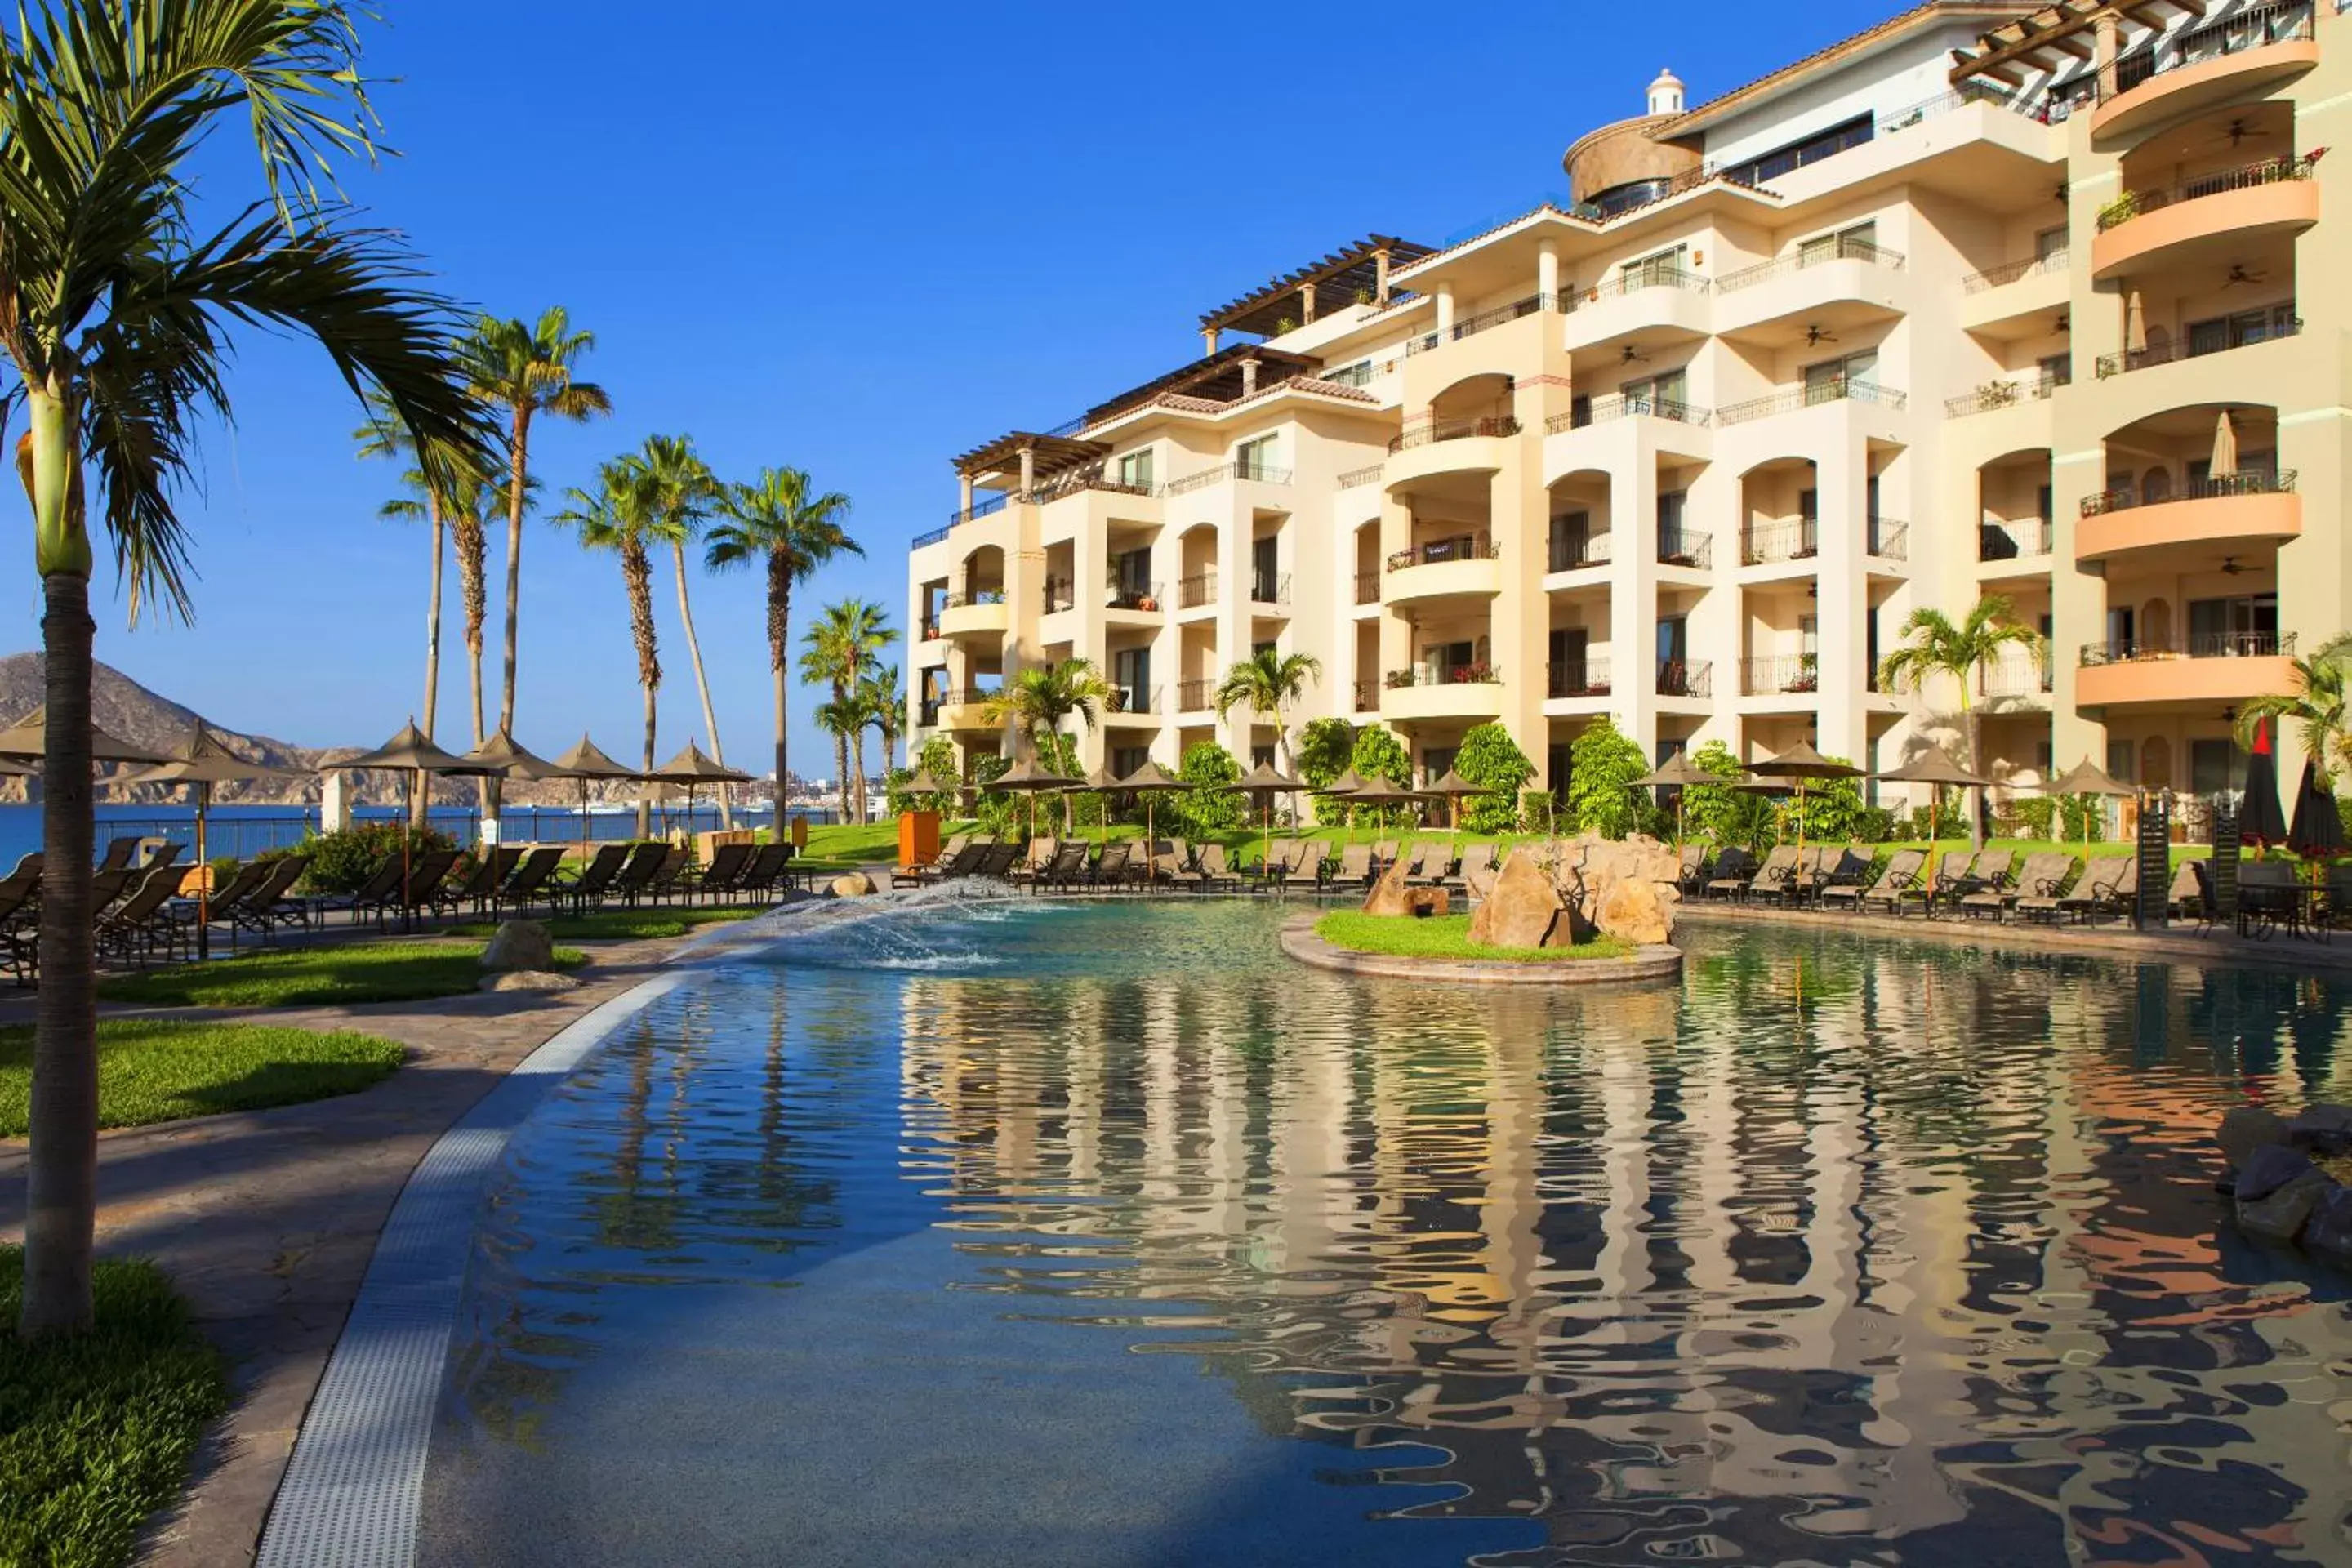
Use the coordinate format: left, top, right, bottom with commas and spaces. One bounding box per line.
1551, 627, 1588, 693
1621, 368, 1686, 416
2187, 592, 2278, 657
1111, 647, 1150, 714
1550, 509, 1591, 572
1250, 536, 1279, 602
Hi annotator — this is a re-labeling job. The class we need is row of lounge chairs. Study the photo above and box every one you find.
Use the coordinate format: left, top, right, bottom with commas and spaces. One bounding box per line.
1682, 843, 2217, 926
888, 833, 1509, 898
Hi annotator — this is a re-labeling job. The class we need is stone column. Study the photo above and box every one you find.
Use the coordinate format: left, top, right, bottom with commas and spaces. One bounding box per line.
1811, 434, 1868, 767
1611, 453, 1661, 759
1018, 444, 1036, 498
959, 474, 973, 514
1436, 281, 1455, 338
1300, 283, 1316, 325
1202, 327, 1219, 358
1241, 358, 1259, 398
1537, 241, 1560, 307
1374, 247, 1392, 305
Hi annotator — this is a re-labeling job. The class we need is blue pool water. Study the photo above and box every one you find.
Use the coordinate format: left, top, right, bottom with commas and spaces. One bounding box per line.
419, 898, 2352, 1566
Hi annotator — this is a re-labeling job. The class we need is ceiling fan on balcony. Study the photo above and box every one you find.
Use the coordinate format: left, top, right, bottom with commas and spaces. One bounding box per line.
2221, 262, 2268, 288
1619, 343, 1651, 365
1803, 323, 1838, 347
2220, 555, 2247, 576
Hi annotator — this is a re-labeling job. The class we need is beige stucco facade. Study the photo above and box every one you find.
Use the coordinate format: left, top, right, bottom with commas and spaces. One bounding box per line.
909, 0, 2347, 823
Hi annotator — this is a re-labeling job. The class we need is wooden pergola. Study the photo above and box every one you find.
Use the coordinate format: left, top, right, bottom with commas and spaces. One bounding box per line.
1196, 234, 1435, 347
950, 430, 1110, 489
1082, 343, 1324, 429
1951, 0, 2212, 89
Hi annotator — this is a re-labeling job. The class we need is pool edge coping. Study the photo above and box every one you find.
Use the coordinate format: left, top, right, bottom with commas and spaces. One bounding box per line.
251, 966, 692, 1568
1281, 912, 1683, 986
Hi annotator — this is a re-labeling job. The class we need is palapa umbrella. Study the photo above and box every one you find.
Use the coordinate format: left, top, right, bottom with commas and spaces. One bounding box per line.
1741, 742, 1864, 856
1118, 760, 1188, 867
989, 755, 1083, 842
1422, 766, 1498, 833
547, 733, 643, 852
0, 704, 167, 766
1632, 751, 1717, 853
2040, 755, 2136, 862
1078, 766, 1122, 844
1874, 744, 1990, 871
1340, 776, 1430, 853
118, 720, 306, 959
2287, 759, 2344, 862
2212, 408, 2239, 478
1234, 760, 1307, 873
2237, 720, 2289, 855
648, 739, 752, 844
336, 719, 501, 930
1312, 767, 1367, 840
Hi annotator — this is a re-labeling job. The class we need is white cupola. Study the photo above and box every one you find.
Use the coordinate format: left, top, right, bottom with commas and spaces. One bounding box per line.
1647, 68, 1686, 117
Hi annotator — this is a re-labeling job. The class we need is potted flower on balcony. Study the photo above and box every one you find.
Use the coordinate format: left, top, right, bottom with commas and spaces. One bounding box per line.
1384, 669, 1416, 689
1786, 653, 1819, 693
1451, 660, 1495, 684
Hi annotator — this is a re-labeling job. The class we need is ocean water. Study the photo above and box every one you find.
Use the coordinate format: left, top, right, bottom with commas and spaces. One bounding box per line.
418, 899, 2352, 1566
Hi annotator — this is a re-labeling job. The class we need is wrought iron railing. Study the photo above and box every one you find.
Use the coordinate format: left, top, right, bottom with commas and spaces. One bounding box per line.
1979, 518, 2054, 560
2108, 2, 2314, 101
2096, 310, 2300, 377
939, 589, 1005, 610
1742, 654, 1820, 696
1566, 267, 1711, 310
1741, 519, 1818, 566
1718, 380, 1907, 425
1548, 657, 1612, 698
1656, 528, 1713, 569
1869, 519, 1909, 561
949, 493, 1009, 527
1980, 653, 2055, 696
1106, 685, 1160, 717
911, 523, 951, 549
1388, 664, 1503, 688
1657, 658, 1711, 699
1962, 249, 2069, 293
1387, 536, 1499, 571
1338, 464, 1384, 489
1544, 394, 1713, 434
1443, 292, 1555, 344
2081, 630, 2296, 665
1717, 234, 1906, 292
1355, 571, 1379, 604
1177, 679, 1214, 712
1250, 572, 1290, 605
1175, 572, 1218, 609
1388, 415, 1520, 452
1944, 370, 2067, 417
2081, 468, 2298, 516
1105, 582, 1164, 612
2096, 153, 2321, 233
1548, 532, 1612, 572
1164, 460, 1293, 496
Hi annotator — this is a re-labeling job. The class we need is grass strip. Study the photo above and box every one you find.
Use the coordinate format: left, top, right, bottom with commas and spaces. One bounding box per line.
0, 1245, 229, 1568
96, 942, 584, 1010
0, 1019, 405, 1135
1314, 911, 1633, 964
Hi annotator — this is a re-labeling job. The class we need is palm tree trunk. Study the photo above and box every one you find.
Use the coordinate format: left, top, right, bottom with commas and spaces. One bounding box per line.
769, 559, 791, 825
833, 716, 850, 825
850, 731, 868, 827
415, 505, 444, 831
1961, 685, 1984, 851
458, 516, 490, 817
23, 569, 97, 1337
639, 681, 657, 840
670, 540, 731, 828
493, 411, 532, 821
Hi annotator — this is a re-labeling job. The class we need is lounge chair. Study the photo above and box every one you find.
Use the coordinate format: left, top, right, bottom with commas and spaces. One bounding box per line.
1281, 839, 1324, 885
1839, 849, 1925, 913
137, 840, 187, 871
96, 864, 194, 965
1674, 844, 1711, 895
496, 846, 568, 915
1146, 839, 1187, 889
610, 842, 672, 906
1322, 842, 1374, 892
390, 849, 462, 926
94, 836, 140, 875
232, 855, 313, 939
0, 871, 35, 982
1918, 849, 1980, 916
1019, 837, 1058, 882
1089, 842, 1134, 890
1370, 840, 1400, 877
2011, 853, 2083, 924
741, 843, 799, 899
337, 856, 409, 931
1962, 851, 2066, 922
1740, 846, 1801, 903
895, 843, 985, 887
974, 842, 1021, 880
2059, 855, 2136, 924
2238, 860, 2308, 938
191, 860, 274, 940
565, 843, 633, 911
1703, 847, 1757, 900
1402, 840, 1447, 886
1463, 858, 1499, 902
692, 843, 756, 903
1034, 841, 1088, 892
1189, 843, 1241, 893
435, 846, 523, 920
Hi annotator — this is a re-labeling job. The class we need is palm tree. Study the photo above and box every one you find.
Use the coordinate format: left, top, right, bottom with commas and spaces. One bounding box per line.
1212, 647, 1324, 770
634, 434, 730, 824
354, 391, 447, 830
555, 462, 664, 837
860, 665, 904, 782
2236, 634, 2352, 783
798, 600, 897, 823
1878, 595, 2047, 848
461, 306, 611, 797
811, 693, 866, 822
982, 660, 1113, 833
705, 468, 857, 807
2, 0, 494, 1338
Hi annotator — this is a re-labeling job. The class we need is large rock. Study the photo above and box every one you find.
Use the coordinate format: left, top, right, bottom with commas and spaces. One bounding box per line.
1467, 849, 1570, 949
2305, 1184, 2352, 1261
2218, 1106, 2291, 1171
1595, 878, 1674, 946
1543, 833, 1679, 944
2238, 1169, 2332, 1243
2235, 1142, 2314, 1201
479, 919, 555, 973
1361, 859, 1417, 918
830, 872, 876, 898
479, 969, 581, 994
2287, 1102, 2352, 1158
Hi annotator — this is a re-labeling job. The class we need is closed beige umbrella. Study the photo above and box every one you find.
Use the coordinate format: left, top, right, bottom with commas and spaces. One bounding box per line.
2125, 289, 2147, 354
2211, 408, 2238, 479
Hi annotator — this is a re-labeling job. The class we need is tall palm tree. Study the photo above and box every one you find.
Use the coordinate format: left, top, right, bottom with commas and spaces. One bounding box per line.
354, 391, 447, 831
798, 599, 897, 823
812, 693, 865, 823
461, 306, 611, 799
706, 468, 857, 807
860, 665, 904, 782
1212, 647, 1324, 770
1878, 595, 2047, 848
633, 434, 729, 824
982, 659, 1112, 833
555, 462, 665, 837
2, 0, 494, 1338
2236, 634, 2352, 783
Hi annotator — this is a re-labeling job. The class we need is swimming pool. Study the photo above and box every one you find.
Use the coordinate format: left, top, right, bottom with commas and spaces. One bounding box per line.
417, 897, 2352, 1566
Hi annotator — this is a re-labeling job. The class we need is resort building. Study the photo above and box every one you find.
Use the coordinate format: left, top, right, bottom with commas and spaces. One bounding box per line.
906, 0, 2350, 820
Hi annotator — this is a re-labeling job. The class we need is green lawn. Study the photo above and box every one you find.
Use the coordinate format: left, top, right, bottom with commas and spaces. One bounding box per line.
0, 1247, 228, 1568
1315, 911, 1633, 964
794, 821, 910, 863
0, 1020, 405, 1135
448, 908, 754, 942
96, 942, 585, 1010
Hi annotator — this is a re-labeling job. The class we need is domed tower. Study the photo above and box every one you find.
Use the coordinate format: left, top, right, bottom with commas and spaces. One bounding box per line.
1563, 67, 1702, 219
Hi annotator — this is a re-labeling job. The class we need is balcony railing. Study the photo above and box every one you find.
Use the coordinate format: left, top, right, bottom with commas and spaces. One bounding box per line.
939, 589, 1005, 610
948, 493, 1009, 527
1980, 518, 2054, 561
2095, 310, 2300, 377
1716, 234, 1906, 292
1250, 572, 1290, 605
1548, 657, 1613, 698
1718, 380, 1908, 425
1404, 293, 1554, 357
1177, 679, 1214, 713
1176, 572, 1218, 609
911, 523, 951, 549
2082, 630, 2295, 666
1388, 536, 1499, 571
1657, 658, 1712, 699
1962, 248, 2070, 293
1352, 679, 1378, 712
1742, 654, 1820, 696
1043, 577, 1075, 613
923, 687, 996, 723
1944, 370, 2067, 417
1545, 394, 1713, 434
2080, 468, 2298, 517
1388, 664, 1503, 688
1869, 519, 1909, 561
1741, 519, 1818, 566
2109, 2, 2314, 100
1106, 685, 1160, 717
1388, 415, 1521, 453
1105, 581, 1165, 612
1980, 653, 2055, 697
1548, 532, 1612, 572
2096, 152, 2321, 234
1164, 459, 1293, 495
1338, 464, 1384, 489
1657, 528, 1713, 570
1355, 571, 1379, 604
1565, 267, 1711, 310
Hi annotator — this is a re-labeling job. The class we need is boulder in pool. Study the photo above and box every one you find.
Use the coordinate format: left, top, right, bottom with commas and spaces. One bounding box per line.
480, 919, 555, 973
2287, 1102, 2352, 1158
1361, 858, 1415, 918
2234, 1142, 2313, 1201
2239, 1169, 2332, 1244
2217, 1105, 2289, 1171
1595, 878, 1673, 947
2305, 1185, 2352, 1261
1468, 850, 1571, 949
831, 873, 876, 898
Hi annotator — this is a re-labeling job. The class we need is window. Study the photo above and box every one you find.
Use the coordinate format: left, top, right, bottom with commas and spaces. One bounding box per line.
1115, 449, 1154, 491
1323, 360, 1374, 389
1620, 368, 1687, 414
1250, 537, 1279, 602
2038, 351, 2071, 388
2107, 740, 2135, 782
1111, 647, 1151, 711
2187, 593, 2277, 656
1621, 244, 1687, 288
1657, 617, 1688, 665
1251, 744, 1276, 768
1547, 743, 1572, 800
1722, 116, 1872, 187
1798, 220, 1878, 267
1799, 613, 1820, 657
1112, 547, 1152, 599
2191, 738, 2240, 797
2035, 225, 2069, 260
1422, 747, 1458, 782
1550, 510, 1592, 572
1236, 434, 1281, 481
2107, 604, 2136, 650
1253, 639, 1276, 660
1804, 349, 1878, 402
2185, 304, 2297, 358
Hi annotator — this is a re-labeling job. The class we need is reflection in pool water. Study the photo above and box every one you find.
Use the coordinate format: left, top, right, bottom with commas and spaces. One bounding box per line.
421, 900, 2352, 1566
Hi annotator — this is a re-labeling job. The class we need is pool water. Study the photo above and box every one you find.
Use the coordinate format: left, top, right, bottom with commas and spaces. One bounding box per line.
420, 898, 2352, 1566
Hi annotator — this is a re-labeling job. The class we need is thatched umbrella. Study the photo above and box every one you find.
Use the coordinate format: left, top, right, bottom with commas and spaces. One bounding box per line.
1875, 744, 1990, 870
546, 733, 643, 853
648, 739, 752, 844
118, 720, 306, 958
2039, 755, 2136, 861
1115, 760, 1187, 863
1234, 760, 1307, 871
1422, 766, 1499, 833
336, 719, 502, 929
989, 755, 1083, 842
0, 705, 167, 767
1741, 742, 1864, 855
1342, 777, 1431, 856
1631, 751, 1717, 853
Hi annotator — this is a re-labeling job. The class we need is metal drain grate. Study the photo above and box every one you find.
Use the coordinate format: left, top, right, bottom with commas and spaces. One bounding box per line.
256, 972, 688, 1568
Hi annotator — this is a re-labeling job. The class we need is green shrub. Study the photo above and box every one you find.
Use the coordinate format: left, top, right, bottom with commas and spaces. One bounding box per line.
885, 737, 965, 816
1454, 723, 1535, 833
1176, 741, 1245, 837
1519, 789, 1560, 835
1678, 740, 1751, 848
1297, 718, 1356, 822
2060, 792, 2105, 844
1791, 761, 1867, 842
2009, 795, 2058, 839
1348, 724, 1412, 787
1563, 717, 1648, 839
292, 822, 461, 894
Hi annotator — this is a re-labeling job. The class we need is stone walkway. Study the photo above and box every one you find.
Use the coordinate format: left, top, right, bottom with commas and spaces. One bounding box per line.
0, 935, 689, 1568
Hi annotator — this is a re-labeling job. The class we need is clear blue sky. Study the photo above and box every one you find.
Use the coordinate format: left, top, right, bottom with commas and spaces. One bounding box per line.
28, 0, 1893, 780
